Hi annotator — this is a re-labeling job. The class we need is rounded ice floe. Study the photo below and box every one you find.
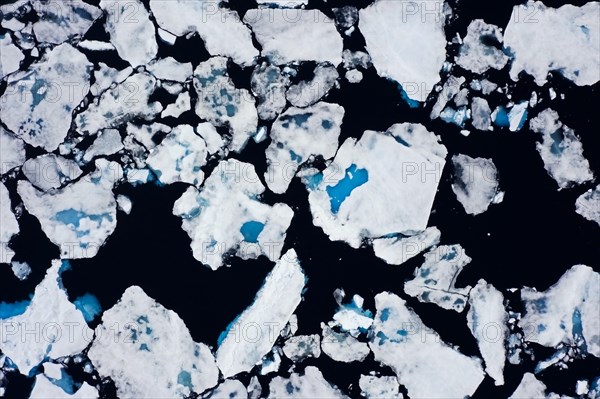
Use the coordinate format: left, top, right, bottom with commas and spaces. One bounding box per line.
504, 1, 600, 86
456, 19, 509, 74
575, 185, 600, 226
359, 0, 447, 102
451, 154, 502, 216
22, 154, 83, 192
345, 69, 363, 83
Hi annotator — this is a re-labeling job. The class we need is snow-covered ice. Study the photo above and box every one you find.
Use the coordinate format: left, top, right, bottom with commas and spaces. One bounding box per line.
10, 261, 31, 281
321, 324, 370, 362
268, 366, 348, 399
286, 63, 339, 108
0, 127, 26, 176
471, 97, 492, 131
456, 19, 509, 74
0, 182, 19, 264
575, 185, 600, 226
147, 57, 193, 83
451, 154, 502, 215
82, 129, 124, 163
358, 375, 402, 399
162, 91, 191, 119
0, 33, 24, 79
32, 0, 101, 45
509, 372, 548, 399
251, 63, 290, 121
22, 154, 83, 192
203, 379, 247, 399
283, 334, 321, 362
30, 374, 98, 399
372, 227, 441, 266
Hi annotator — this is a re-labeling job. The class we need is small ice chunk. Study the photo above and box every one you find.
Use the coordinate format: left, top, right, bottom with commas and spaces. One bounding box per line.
576, 380, 589, 396
430, 76, 466, 119
519, 265, 600, 358
439, 106, 470, 127
504, 1, 600, 86
78, 40, 115, 52
371, 292, 484, 398
147, 125, 208, 187
83, 129, 123, 162
359, 0, 447, 102
333, 6, 358, 29
372, 227, 441, 266
268, 366, 348, 398
203, 379, 247, 399
0, 126, 26, 175
456, 19, 509, 74
265, 102, 345, 194
173, 160, 293, 269
345, 69, 363, 83
193, 57, 258, 152
197, 122, 226, 157
283, 334, 321, 362
329, 294, 373, 338
32, 0, 101, 44
257, 0, 308, 5
0, 260, 93, 375
481, 79, 498, 95
342, 50, 371, 70
529, 109, 594, 189
216, 250, 306, 378
575, 185, 600, 226
161, 91, 191, 119
321, 324, 370, 363
30, 374, 98, 399
286, 63, 339, 107
146, 57, 193, 82
467, 280, 508, 386
1, 44, 92, 151
100, 0, 157, 66
508, 101, 529, 132
11, 261, 31, 280
358, 375, 402, 399
244, 9, 343, 65
1, 182, 19, 263
126, 122, 171, 151
247, 376, 262, 399
251, 63, 290, 121
404, 244, 472, 312
88, 286, 219, 398
471, 97, 492, 131
451, 154, 501, 215
509, 373, 547, 399
116, 195, 132, 214
0, 33, 24, 79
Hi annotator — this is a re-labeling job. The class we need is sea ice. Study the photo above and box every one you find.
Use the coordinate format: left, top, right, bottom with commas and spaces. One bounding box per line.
0, 182, 18, 264
372, 227, 441, 266
32, 0, 101, 45
358, 375, 402, 399
22, 154, 83, 192
251, 63, 290, 121
268, 366, 348, 398
509, 373, 548, 399
0, 33, 24, 79
286, 63, 339, 108
30, 374, 98, 399
82, 129, 124, 163
471, 97, 492, 131
203, 379, 247, 399
456, 19, 509, 74
162, 91, 191, 119
0, 127, 26, 175
451, 154, 502, 215
321, 324, 370, 362
10, 261, 31, 281
146, 57, 193, 83
575, 185, 600, 226
283, 334, 321, 362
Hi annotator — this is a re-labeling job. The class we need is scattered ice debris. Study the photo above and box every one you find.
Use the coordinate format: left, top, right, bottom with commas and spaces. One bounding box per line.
451, 154, 502, 215
32, 0, 101, 45
22, 154, 82, 192
1, 44, 92, 151
173, 159, 293, 269
82, 129, 123, 163
162, 91, 191, 119
372, 227, 441, 266
575, 184, 600, 226
265, 102, 345, 194
370, 292, 485, 398
251, 63, 290, 121
359, 0, 447, 102
100, 0, 157, 67
244, 9, 343, 66
18, 160, 121, 259
283, 334, 321, 362
268, 366, 348, 399
0, 260, 92, 375
149, 0, 257, 66
10, 261, 31, 281
146, 57, 193, 83
509, 372, 547, 399
467, 280, 508, 386
529, 109, 594, 189
30, 373, 98, 399
471, 97, 492, 131
203, 379, 247, 399
76, 72, 163, 136
89, 286, 219, 398
257, 0, 308, 5
193, 57, 258, 152
504, 1, 600, 86
519, 264, 600, 358
0, 33, 24, 79
286, 63, 339, 107
456, 19, 509, 74
430, 76, 466, 120
307, 123, 447, 248
358, 375, 402, 399
330, 294, 373, 338
0, 126, 26, 175
0, 182, 19, 263
321, 324, 370, 362
216, 249, 306, 378
404, 244, 472, 312
116, 194, 132, 214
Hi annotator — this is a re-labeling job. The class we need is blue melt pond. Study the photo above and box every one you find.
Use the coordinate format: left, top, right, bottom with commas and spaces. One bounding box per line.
398, 84, 421, 109
240, 221, 265, 243
0, 299, 31, 319
177, 370, 193, 390
493, 107, 510, 128
73, 293, 102, 322
326, 164, 368, 214
54, 209, 113, 228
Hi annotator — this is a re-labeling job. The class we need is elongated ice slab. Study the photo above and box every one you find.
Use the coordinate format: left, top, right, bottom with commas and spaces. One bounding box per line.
451, 154, 501, 215
575, 185, 600, 226
0, 33, 24, 79
268, 366, 348, 398
0, 182, 18, 264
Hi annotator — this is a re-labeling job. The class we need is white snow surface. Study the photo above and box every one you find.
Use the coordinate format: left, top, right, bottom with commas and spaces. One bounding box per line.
575, 185, 600, 226
456, 19, 509, 74
451, 154, 501, 215
268, 366, 348, 399
372, 227, 441, 266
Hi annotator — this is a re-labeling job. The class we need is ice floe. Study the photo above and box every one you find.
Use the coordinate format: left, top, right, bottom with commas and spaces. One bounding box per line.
30, 373, 98, 399
32, 0, 101, 45
203, 379, 247, 399
10, 261, 31, 280
268, 366, 348, 398
162, 91, 191, 119
0, 33, 24, 79
283, 334, 321, 362
146, 57, 193, 83
470, 97, 492, 131
509, 372, 548, 399
358, 375, 402, 399
321, 324, 370, 362
451, 154, 502, 215
286, 63, 339, 108
0, 182, 18, 264
251, 63, 290, 121
372, 227, 441, 266
82, 129, 123, 163
0, 127, 26, 175
456, 19, 509, 74
575, 185, 600, 226
22, 154, 83, 192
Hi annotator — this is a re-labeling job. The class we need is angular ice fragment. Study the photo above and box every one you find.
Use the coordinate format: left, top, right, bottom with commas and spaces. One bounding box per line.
372, 227, 441, 266
0, 33, 24, 79
265, 102, 344, 194
307, 124, 447, 248
11, 261, 31, 280
404, 244, 472, 312
116, 194, 132, 214
333, 6, 358, 29
21, 155, 82, 192
342, 50, 371, 70
89, 286, 219, 398
100, 0, 157, 66
286, 63, 339, 108
508, 101, 528, 132
504, 1, 600, 86
244, 9, 343, 65
509, 373, 547, 399
451, 154, 501, 215
146, 57, 193, 82
471, 97, 492, 131
268, 366, 348, 398
0, 126, 26, 175
162, 91, 191, 119
173, 160, 293, 269
359, 0, 447, 102
439, 106, 470, 127
283, 334, 321, 362
83, 129, 123, 162
430, 76, 466, 120
529, 109, 593, 189
456, 19, 509, 74
467, 280, 508, 385
90, 63, 133, 96
251, 63, 290, 121
519, 265, 600, 358
358, 375, 402, 399
247, 376, 262, 399
370, 292, 484, 398
216, 250, 305, 378
0, 182, 19, 263
1, 44, 92, 151
32, 0, 101, 45
321, 324, 370, 363
575, 185, 600, 226
0, 260, 93, 375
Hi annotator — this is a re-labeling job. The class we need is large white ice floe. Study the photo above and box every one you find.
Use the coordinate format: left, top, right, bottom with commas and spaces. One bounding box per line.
451, 154, 502, 215
529, 109, 593, 189
321, 324, 370, 362
30, 373, 98, 399
0, 44, 92, 151
467, 280, 508, 386
173, 159, 293, 270
149, 0, 257, 66
17, 160, 121, 259
404, 244, 472, 312
146, 57, 193, 83
88, 286, 219, 398
283, 334, 321, 362
456, 19, 509, 74
519, 264, 600, 358
0, 33, 24, 79
370, 292, 485, 398
22, 154, 83, 192
575, 184, 600, 226
504, 1, 600, 86
265, 102, 345, 194
0, 126, 26, 175
193, 57, 258, 152
509, 372, 548, 399
0, 182, 19, 264
251, 63, 290, 121
286, 63, 339, 108
359, 0, 447, 102
0, 260, 92, 375
372, 226, 441, 266
268, 366, 348, 398
244, 9, 343, 66
100, 0, 157, 67
306, 123, 447, 248
203, 379, 247, 399
216, 249, 305, 378
32, 0, 101, 45
358, 375, 402, 399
